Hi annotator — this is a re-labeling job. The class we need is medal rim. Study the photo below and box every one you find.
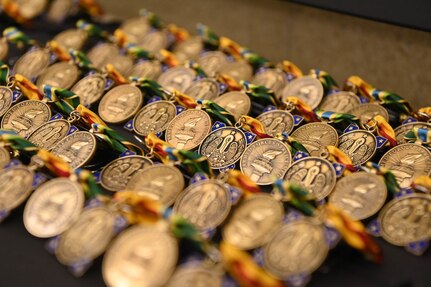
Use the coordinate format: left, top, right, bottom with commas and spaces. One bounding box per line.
132, 100, 177, 136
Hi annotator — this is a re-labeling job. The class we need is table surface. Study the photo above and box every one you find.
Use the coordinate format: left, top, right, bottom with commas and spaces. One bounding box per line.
0, 13, 430, 287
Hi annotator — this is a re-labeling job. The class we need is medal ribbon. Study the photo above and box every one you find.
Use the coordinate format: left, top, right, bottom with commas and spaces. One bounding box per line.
173, 90, 197, 108
226, 169, 262, 196
197, 99, 236, 126
241, 48, 272, 70
167, 24, 190, 42
43, 85, 81, 115
0, 129, 38, 153
0, 63, 10, 85
123, 42, 153, 60
69, 49, 98, 72
131, 76, 169, 100
13, 74, 44, 100
75, 104, 107, 126
75, 168, 105, 198
36, 149, 72, 177
197, 23, 220, 49
315, 110, 360, 125
366, 115, 397, 147
278, 60, 303, 79
273, 132, 309, 155
238, 115, 272, 139
91, 123, 143, 155
285, 96, 318, 122
411, 175, 431, 193
326, 145, 355, 173
76, 19, 110, 39
242, 81, 279, 107
217, 73, 242, 91
361, 162, 400, 195
142, 9, 163, 29
273, 178, 317, 216
404, 127, 431, 146
184, 61, 207, 78
3, 26, 35, 48
78, 0, 105, 17
105, 64, 128, 85
47, 41, 71, 62
159, 49, 180, 68
309, 69, 339, 94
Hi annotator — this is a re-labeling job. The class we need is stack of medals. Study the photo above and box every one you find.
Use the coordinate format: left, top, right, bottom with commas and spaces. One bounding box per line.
0, 2, 430, 287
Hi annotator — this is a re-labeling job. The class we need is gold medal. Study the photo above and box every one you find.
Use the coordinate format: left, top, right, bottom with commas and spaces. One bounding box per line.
347, 103, 389, 126
127, 60, 162, 80
87, 43, 133, 75
0, 146, 10, 169
0, 166, 34, 213
240, 138, 292, 185
318, 91, 361, 113
290, 122, 338, 157
23, 177, 84, 238
14, 0, 47, 19
251, 68, 286, 97
13, 48, 50, 81
165, 109, 212, 150
281, 76, 323, 109
27, 119, 71, 150
36, 62, 79, 92
256, 110, 295, 136
138, 30, 168, 53
219, 61, 253, 82
173, 36, 203, 63
0, 86, 14, 118
338, 130, 377, 166
71, 73, 107, 106
52, 28, 87, 51
394, 122, 431, 144
166, 263, 223, 287
184, 78, 220, 101
213, 91, 251, 121
120, 17, 150, 44
197, 51, 228, 78
157, 66, 196, 93
132, 100, 177, 136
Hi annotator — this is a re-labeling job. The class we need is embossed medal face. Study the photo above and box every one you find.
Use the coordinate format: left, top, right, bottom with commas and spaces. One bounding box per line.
157, 67, 196, 93
16, 0, 47, 19
378, 193, 431, 246
71, 74, 106, 106
166, 264, 223, 287
165, 109, 211, 150
290, 123, 338, 157
56, 207, 116, 265
347, 103, 389, 125
1, 100, 51, 138
46, 0, 72, 23
329, 172, 387, 220
0, 38, 8, 61
173, 180, 231, 230
127, 164, 185, 206
199, 127, 247, 169
394, 122, 431, 144
219, 61, 253, 82
133, 100, 176, 136
379, 143, 431, 188
0, 166, 34, 212
240, 139, 292, 185
103, 225, 178, 287
51, 131, 96, 169
127, 60, 162, 80
213, 91, 251, 121
100, 155, 153, 192
0, 86, 14, 117
223, 194, 284, 250
13, 48, 50, 80
282, 76, 324, 109
256, 110, 294, 136
184, 78, 220, 101
120, 17, 150, 43
27, 119, 70, 150
338, 130, 377, 166
36, 62, 79, 92
87, 43, 132, 75
0, 146, 10, 169
283, 157, 336, 200
252, 69, 286, 96
263, 219, 328, 278
319, 91, 361, 113
139, 31, 168, 53
197, 51, 228, 78
173, 36, 203, 63
98, 84, 143, 124
23, 178, 84, 238
52, 29, 87, 50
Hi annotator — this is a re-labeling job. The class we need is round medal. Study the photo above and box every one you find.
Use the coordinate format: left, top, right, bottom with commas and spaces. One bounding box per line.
0, 146, 10, 169
251, 68, 286, 97
394, 122, 431, 144
15, 0, 47, 19
213, 91, 251, 121
165, 109, 212, 150
51, 131, 96, 169
52, 28, 87, 51
166, 264, 223, 287
157, 66, 196, 93
290, 122, 338, 157
256, 110, 295, 136
132, 100, 177, 136
139, 31, 168, 53
173, 36, 203, 63
120, 17, 150, 43
240, 138, 292, 185
36, 62, 79, 92
127, 60, 162, 80
100, 155, 153, 192
281, 76, 324, 109
23, 178, 84, 238
0, 86, 14, 117
218, 61, 253, 81
283, 156, 336, 200
0, 166, 34, 212
197, 51, 228, 77
318, 91, 361, 113
184, 78, 220, 101
13, 48, 50, 80
347, 103, 389, 125
71, 73, 106, 106
338, 130, 377, 166
27, 119, 71, 150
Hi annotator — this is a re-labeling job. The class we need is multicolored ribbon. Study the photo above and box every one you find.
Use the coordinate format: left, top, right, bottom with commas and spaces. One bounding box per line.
105, 64, 128, 85
78, 0, 105, 17
273, 132, 309, 155
47, 41, 71, 62
91, 123, 143, 155
226, 169, 262, 196
316, 110, 360, 125
273, 178, 317, 216
411, 175, 431, 193
197, 99, 236, 126
184, 61, 207, 78
361, 162, 400, 196
75, 168, 105, 198
0, 129, 38, 153
3, 27, 35, 48
284, 96, 319, 122
167, 24, 190, 42
242, 81, 279, 107
142, 9, 163, 29
277, 60, 303, 79
173, 90, 198, 108
366, 115, 397, 147
76, 19, 110, 39
69, 49, 97, 71
217, 73, 242, 91
131, 77, 168, 100
404, 127, 431, 146
326, 145, 355, 173
0, 63, 10, 86
238, 115, 272, 139
309, 69, 339, 94
159, 49, 180, 68
36, 149, 72, 177
197, 24, 220, 49
13, 74, 43, 100
43, 85, 80, 115
76, 104, 107, 126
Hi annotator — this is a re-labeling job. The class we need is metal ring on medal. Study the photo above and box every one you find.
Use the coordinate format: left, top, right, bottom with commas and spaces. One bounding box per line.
283, 156, 336, 200
0, 146, 10, 169
100, 155, 153, 192
173, 179, 232, 230
71, 73, 106, 106
1, 100, 51, 138
165, 109, 212, 150
27, 119, 71, 150
338, 130, 377, 166
23, 178, 84, 238
256, 110, 295, 136
120, 17, 150, 43
251, 68, 287, 96
394, 122, 431, 144
51, 131, 97, 169
379, 143, 431, 188
56, 207, 116, 265
290, 122, 338, 157
281, 76, 324, 109
98, 85, 143, 124
102, 225, 178, 287
52, 28, 87, 50
240, 138, 292, 185
184, 78, 220, 101
347, 103, 389, 125
165, 264, 223, 287
36, 62, 79, 92
0, 86, 14, 117
263, 219, 328, 278
222, 194, 284, 250
126, 164, 185, 206
0, 166, 34, 212
157, 67, 196, 93
329, 171, 387, 220
132, 100, 177, 136
213, 91, 251, 121
219, 61, 253, 82
378, 193, 431, 246
197, 51, 228, 77
127, 61, 162, 80
318, 91, 361, 113
13, 48, 50, 81
199, 127, 247, 169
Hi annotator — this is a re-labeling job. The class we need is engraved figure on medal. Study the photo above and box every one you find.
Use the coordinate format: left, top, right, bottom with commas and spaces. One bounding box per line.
133, 101, 176, 136
338, 130, 376, 166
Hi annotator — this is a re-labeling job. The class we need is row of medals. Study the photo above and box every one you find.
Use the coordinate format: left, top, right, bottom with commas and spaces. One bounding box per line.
1, 14, 431, 287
